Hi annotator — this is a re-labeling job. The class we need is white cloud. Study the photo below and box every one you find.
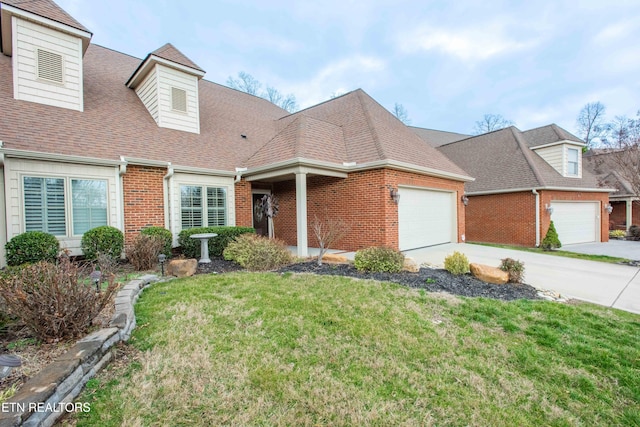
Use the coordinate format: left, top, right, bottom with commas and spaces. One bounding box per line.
594, 19, 637, 45
398, 21, 541, 62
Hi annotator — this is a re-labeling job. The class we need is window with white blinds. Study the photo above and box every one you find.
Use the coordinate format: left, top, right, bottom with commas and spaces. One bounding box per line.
36, 49, 64, 84
24, 177, 66, 236
180, 185, 227, 229
23, 177, 108, 237
72, 180, 108, 234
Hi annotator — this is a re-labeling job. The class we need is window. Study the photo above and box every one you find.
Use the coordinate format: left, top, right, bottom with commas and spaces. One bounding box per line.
567, 148, 579, 176
171, 87, 187, 112
180, 185, 227, 229
23, 176, 108, 236
36, 49, 64, 84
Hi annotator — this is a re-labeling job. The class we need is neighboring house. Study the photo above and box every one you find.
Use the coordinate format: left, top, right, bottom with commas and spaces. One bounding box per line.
413, 124, 613, 247
584, 150, 639, 231
0, 0, 474, 266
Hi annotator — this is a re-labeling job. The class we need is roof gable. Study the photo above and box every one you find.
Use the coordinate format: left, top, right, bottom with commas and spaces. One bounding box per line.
1, 0, 89, 32
126, 43, 205, 89
523, 124, 584, 148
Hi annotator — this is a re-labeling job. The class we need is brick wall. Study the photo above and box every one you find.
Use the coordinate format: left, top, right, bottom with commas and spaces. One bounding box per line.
271, 168, 465, 251
466, 190, 610, 246
539, 190, 609, 243
122, 165, 166, 245
610, 200, 640, 230
234, 179, 252, 227
465, 192, 537, 246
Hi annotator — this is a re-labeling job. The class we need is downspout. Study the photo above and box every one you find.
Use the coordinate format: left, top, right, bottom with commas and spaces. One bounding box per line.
234, 167, 247, 183
532, 189, 540, 247
164, 163, 174, 244
118, 157, 127, 233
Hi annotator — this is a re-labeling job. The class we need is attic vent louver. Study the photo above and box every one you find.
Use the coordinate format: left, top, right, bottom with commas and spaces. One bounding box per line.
36, 49, 64, 84
171, 87, 187, 112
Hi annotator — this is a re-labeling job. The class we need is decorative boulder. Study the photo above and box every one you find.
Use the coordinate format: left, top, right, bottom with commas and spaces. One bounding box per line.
167, 259, 198, 277
469, 263, 509, 285
321, 253, 349, 264
403, 257, 420, 273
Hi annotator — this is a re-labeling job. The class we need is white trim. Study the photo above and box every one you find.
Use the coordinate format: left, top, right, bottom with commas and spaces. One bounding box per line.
295, 173, 308, 257
530, 139, 586, 150
1, 148, 124, 167
126, 55, 205, 89
466, 186, 614, 196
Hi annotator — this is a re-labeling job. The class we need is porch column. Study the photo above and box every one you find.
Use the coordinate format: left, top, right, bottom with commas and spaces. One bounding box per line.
627, 199, 633, 231
296, 172, 308, 257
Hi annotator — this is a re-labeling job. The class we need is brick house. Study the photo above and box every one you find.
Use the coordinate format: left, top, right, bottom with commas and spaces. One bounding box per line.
0, 0, 473, 266
413, 125, 613, 247
584, 150, 639, 231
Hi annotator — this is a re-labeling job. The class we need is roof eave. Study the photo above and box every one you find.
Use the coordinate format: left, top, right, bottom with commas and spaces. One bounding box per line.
466, 186, 617, 196
126, 54, 206, 88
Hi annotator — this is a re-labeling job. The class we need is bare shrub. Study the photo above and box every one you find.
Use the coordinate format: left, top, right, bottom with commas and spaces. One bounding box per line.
127, 234, 165, 271
311, 214, 350, 266
0, 257, 117, 341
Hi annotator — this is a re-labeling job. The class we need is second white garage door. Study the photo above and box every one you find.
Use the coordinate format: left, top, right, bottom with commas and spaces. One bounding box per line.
398, 187, 455, 250
550, 201, 599, 245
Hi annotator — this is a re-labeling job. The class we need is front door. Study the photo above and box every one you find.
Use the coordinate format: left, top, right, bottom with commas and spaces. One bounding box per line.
253, 193, 269, 237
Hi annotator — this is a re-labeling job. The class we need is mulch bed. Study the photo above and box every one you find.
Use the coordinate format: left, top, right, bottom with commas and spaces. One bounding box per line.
193, 258, 540, 301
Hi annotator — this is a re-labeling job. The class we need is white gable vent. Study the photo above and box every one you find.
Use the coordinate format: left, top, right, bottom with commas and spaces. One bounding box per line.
171, 87, 187, 112
36, 49, 64, 84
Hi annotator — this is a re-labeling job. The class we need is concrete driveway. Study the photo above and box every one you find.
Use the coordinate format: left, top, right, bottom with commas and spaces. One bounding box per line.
402, 243, 640, 315
561, 240, 640, 260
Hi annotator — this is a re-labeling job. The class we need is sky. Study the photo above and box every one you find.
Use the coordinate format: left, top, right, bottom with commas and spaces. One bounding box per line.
56, 0, 640, 136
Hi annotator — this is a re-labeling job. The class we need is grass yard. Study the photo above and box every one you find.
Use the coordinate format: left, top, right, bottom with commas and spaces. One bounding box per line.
471, 242, 632, 264
70, 272, 639, 426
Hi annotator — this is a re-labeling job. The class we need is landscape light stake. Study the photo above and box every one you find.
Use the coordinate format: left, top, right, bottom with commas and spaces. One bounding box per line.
159, 254, 167, 276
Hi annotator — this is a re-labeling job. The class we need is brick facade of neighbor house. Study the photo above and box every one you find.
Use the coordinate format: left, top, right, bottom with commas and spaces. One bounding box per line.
122, 165, 166, 244
609, 201, 640, 230
234, 179, 253, 228
466, 190, 610, 247
272, 169, 465, 252
539, 190, 609, 243
465, 192, 537, 246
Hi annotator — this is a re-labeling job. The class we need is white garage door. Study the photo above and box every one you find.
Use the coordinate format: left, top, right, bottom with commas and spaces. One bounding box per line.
550, 202, 599, 245
398, 187, 455, 250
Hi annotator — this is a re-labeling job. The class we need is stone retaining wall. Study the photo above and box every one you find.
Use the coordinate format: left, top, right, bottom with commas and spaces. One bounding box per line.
0, 274, 159, 427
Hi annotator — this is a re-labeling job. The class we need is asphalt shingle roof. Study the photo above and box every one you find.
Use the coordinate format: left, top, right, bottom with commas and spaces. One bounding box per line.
409, 127, 470, 147
1, 0, 90, 33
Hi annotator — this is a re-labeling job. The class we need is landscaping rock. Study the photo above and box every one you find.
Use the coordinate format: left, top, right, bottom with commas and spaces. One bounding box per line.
321, 253, 348, 264
403, 257, 420, 273
167, 259, 198, 277
469, 263, 509, 285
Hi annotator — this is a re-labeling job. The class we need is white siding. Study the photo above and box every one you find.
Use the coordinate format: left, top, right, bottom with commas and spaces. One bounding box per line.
12, 17, 83, 111
156, 65, 200, 134
3, 159, 122, 256
535, 145, 564, 175
168, 173, 235, 246
134, 66, 160, 124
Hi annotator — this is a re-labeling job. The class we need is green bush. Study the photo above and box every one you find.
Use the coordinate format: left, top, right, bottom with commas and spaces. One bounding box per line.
178, 226, 255, 258
223, 234, 293, 271
81, 226, 124, 260
541, 221, 562, 251
5, 231, 59, 266
354, 247, 404, 273
140, 226, 173, 257
444, 251, 469, 275
499, 258, 525, 283
609, 229, 626, 239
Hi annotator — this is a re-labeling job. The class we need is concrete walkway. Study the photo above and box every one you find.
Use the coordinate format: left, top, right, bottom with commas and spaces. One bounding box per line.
401, 243, 640, 315
561, 240, 640, 260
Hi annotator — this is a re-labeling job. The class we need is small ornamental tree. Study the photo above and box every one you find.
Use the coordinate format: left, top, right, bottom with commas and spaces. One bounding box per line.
541, 221, 562, 251
311, 214, 350, 266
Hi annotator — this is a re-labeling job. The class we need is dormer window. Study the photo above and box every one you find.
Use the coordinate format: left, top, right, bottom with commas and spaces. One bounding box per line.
567, 148, 579, 176
171, 87, 187, 112
36, 49, 64, 84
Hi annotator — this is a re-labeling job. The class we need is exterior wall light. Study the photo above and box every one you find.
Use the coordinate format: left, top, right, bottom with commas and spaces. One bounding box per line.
545, 204, 554, 215
461, 195, 469, 206
390, 188, 400, 204
604, 203, 613, 214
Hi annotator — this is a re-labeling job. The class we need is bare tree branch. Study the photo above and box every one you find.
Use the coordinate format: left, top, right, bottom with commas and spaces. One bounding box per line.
392, 103, 411, 125
473, 114, 514, 135
311, 214, 350, 266
577, 101, 607, 147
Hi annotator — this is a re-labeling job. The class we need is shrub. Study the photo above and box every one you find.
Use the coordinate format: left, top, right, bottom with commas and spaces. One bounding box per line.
81, 226, 124, 260
500, 258, 525, 283
127, 234, 166, 271
444, 251, 469, 275
140, 226, 173, 257
354, 247, 404, 273
178, 226, 255, 258
5, 231, 59, 266
609, 229, 626, 239
541, 221, 562, 251
223, 234, 293, 271
627, 225, 640, 241
0, 257, 117, 340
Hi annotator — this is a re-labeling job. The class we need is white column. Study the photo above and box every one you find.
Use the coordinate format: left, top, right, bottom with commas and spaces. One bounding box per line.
627, 199, 633, 231
296, 172, 308, 257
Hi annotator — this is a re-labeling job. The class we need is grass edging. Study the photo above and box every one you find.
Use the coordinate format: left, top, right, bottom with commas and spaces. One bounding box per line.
470, 242, 632, 264
0, 274, 159, 426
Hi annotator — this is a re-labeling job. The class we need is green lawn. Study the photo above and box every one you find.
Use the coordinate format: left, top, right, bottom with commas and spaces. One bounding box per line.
471, 242, 632, 264
71, 272, 639, 426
